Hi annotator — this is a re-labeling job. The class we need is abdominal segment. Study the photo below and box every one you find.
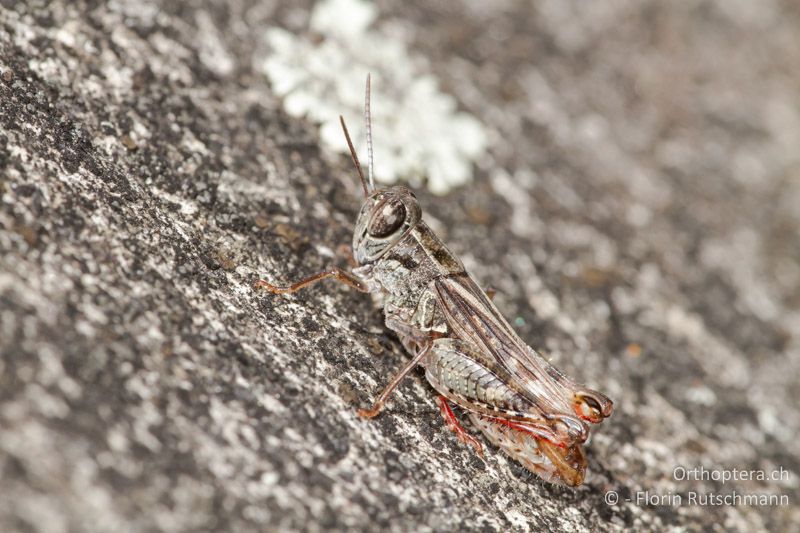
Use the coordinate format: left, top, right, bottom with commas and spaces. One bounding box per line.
469, 414, 587, 487
424, 338, 531, 415
423, 337, 588, 447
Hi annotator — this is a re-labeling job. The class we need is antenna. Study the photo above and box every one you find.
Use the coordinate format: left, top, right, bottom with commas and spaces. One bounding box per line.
339, 116, 369, 197
365, 73, 375, 190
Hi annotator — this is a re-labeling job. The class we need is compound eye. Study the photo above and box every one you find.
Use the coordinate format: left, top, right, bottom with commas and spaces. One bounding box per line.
368, 200, 406, 238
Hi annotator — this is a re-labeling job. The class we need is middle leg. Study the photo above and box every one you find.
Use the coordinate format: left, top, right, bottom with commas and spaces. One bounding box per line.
357, 341, 433, 419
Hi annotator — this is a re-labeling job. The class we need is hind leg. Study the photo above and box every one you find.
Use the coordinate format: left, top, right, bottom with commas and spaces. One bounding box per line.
436, 396, 484, 457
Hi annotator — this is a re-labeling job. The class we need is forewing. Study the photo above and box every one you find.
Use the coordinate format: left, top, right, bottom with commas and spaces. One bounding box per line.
433, 275, 580, 416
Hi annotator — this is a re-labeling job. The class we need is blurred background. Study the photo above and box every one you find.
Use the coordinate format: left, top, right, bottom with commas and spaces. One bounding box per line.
1, 1, 798, 531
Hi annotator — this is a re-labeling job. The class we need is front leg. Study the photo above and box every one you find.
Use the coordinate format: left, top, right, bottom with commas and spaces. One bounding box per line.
255, 267, 370, 293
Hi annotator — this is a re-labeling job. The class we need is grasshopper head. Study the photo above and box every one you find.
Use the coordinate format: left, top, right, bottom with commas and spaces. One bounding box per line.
353, 186, 422, 264
338, 76, 423, 264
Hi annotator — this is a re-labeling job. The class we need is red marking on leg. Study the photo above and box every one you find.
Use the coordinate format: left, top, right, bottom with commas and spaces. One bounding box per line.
436, 396, 484, 457
487, 417, 568, 449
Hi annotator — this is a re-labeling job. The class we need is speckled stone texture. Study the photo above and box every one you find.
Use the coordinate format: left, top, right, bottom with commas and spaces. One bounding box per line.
1, 1, 799, 532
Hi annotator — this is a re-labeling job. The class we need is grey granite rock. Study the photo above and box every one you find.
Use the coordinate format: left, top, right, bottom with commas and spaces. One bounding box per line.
1, 1, 798, 532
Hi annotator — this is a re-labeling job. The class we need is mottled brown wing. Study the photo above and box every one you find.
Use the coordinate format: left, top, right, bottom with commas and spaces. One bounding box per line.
433, 274, 580, 417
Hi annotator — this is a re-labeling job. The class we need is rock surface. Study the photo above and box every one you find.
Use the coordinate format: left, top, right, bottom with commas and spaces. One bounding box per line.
1, 1, 799, 532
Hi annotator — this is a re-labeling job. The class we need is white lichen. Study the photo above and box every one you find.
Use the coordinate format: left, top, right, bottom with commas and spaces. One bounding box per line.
261, 0, 488, 194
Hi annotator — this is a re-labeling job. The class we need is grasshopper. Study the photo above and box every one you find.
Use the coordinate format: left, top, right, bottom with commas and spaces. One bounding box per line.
256, 75, 613, 486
